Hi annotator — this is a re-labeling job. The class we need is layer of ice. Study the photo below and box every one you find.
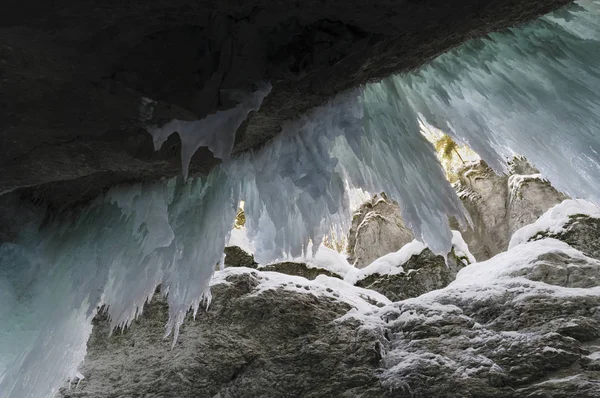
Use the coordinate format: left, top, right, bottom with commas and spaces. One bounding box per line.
146, 84, 271, 180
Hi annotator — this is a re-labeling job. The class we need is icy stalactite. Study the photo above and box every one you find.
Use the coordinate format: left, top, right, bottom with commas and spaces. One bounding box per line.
227, 82, 468, 263
0, 173, 237, 398
146, 84, 272, 180
398, 0, 600, 205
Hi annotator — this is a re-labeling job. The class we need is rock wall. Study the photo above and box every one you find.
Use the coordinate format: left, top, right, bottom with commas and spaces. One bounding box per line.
59, 271, 388, 398
347, 193, 414, 268
2, 0, 570, 207
455, 159, 566, 260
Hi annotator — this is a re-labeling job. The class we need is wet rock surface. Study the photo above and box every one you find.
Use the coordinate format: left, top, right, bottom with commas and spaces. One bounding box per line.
2, 0, 570, 207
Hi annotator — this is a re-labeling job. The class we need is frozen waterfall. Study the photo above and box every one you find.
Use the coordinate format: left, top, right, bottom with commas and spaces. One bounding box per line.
2, 1, 600, 397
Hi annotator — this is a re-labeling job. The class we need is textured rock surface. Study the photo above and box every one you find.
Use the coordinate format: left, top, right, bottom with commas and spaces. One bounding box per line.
223, 245, 258, 269
455, 160, 566, 260
380, 216, 600, 397
59, 270, 388, 398
355, 248, 465, 302
2, 0, 570, 207
259, 262, 342, 280
347, 193, 414, 267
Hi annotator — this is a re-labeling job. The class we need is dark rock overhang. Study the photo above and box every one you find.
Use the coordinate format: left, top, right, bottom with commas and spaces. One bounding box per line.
1, 0, 571, 209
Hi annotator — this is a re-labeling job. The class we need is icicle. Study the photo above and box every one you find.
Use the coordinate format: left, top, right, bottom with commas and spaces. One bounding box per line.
398, 0, 600, 205
146, 83, 271, 180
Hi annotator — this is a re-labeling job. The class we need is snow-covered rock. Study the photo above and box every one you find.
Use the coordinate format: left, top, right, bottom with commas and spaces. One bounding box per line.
59, 268, 388, 398
58, 203, 600, 398
380, 222, 600, 397
348, 232, 473, 302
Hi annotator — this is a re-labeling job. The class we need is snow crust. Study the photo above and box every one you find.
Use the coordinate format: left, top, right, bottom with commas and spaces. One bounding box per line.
451, 230, 476, 265
284, 242, 354, 278
508, 174, 546, 199
509, 199, 600, 248
345, 240, 427, 284
211, 267, 390, 318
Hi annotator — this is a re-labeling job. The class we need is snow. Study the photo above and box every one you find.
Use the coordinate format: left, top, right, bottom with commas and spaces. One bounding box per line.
211, 267, 391, 320
509, 199, 600, 249
228, 227, 255, 255
508, 173, 547, 198
345, 240, 427, 284
586, 351, 600, 360
451, 230, 476, 265
285, 242, 354, 278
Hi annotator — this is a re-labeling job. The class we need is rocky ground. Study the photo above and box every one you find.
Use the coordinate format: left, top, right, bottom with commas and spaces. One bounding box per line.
58, 184, 600, 398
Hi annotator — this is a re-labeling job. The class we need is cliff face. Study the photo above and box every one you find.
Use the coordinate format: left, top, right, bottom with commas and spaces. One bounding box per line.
1, 0, 570, 207
454, 159, 567, 260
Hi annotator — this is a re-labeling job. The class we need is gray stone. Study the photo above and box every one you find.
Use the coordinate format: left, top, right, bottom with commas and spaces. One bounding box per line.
355, 248, 466, 302
223, 246, 257, 269
347, 193, 414, 268
58, 272, 387, 398
454, 160, 566, 261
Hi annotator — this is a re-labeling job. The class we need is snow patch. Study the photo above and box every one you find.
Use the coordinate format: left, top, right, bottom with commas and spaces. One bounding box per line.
509, 199, 600, 249
345, 240, 427, 284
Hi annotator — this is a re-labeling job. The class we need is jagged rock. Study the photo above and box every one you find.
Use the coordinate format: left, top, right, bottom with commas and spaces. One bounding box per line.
347, 193, 414, 268
259, 262, 342, 280
355, 248, 466, 302
58, 270, 388, 398
58, 201, 600, 398
551, 215, 600, 260
380, 220, 600, 397
223, 246, 258, 268
2, 0, 570, 207
455, 160, 566, 260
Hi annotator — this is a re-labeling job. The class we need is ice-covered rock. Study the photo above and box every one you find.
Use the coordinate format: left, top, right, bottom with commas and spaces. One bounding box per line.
58, 214, 600, 398
346, 193, 414, 268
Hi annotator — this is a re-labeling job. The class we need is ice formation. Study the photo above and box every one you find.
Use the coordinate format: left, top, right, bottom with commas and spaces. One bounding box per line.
397, 0, 600, 204
2, 1, 600, 397
146, 84, 272, 180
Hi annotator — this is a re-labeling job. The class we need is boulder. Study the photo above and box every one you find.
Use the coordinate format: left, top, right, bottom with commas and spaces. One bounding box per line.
355, 248, 467, 302
347, 193, 413, 268
58, 270, 389, 398
223, 246, 258, 269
